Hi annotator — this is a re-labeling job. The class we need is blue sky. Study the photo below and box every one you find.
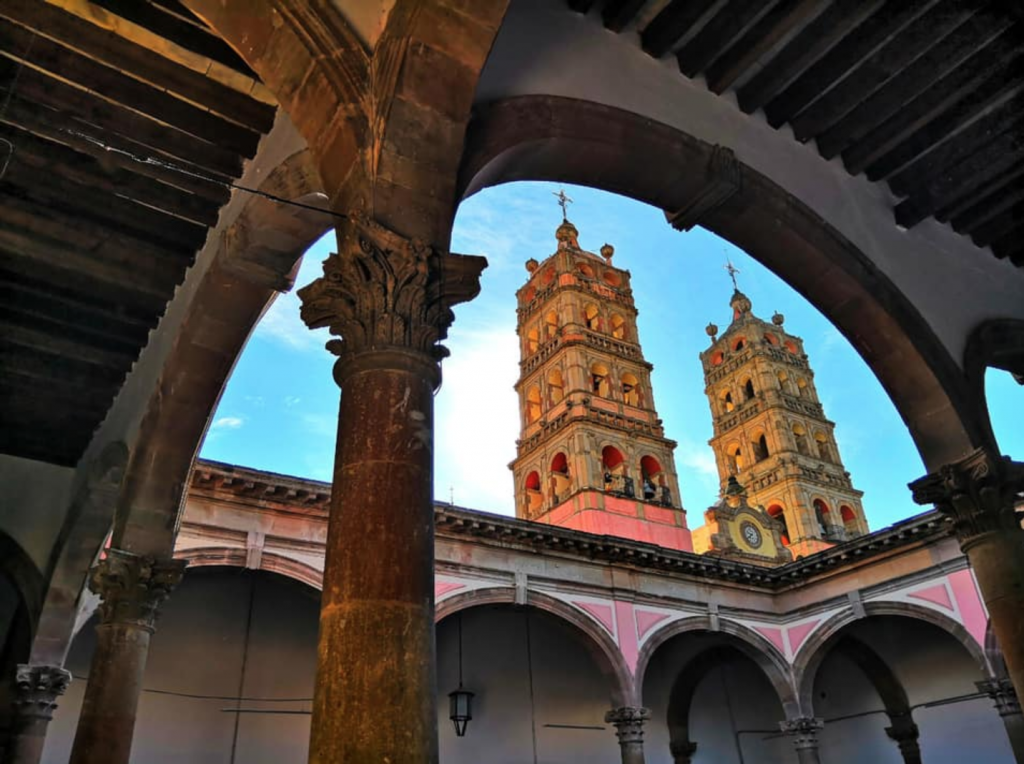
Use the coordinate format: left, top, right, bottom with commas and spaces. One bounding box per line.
201, 182, 1022, 531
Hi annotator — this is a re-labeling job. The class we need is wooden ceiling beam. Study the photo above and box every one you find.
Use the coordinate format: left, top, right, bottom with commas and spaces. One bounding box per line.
736, 0, 885, 114
843, 30, 1023, 176
0, 425, 93, 466
606, 0, 654, 34
989, 226, 1024, 262
816, 11, 1014, 160
789, 2, 976, 144
676, 0, 771, 79
947, 169, 1024, 232
764, 0, 936, 129
0, 342, 128, 388
0, 317, 139, 370
0, 0, 274, 133
0, 21, 260, 158
969, 204, 1024, 248
704, 0, 822, 94
0, 374, 118, 415
641, 0, 712, 58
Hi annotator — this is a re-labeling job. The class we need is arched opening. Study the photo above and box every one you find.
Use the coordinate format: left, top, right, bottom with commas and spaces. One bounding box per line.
752, 432, 769, 463
526, 327, 539, 354
813, 499, 831, 536
584, 303, 601, 332
526, 385, 542, 424
743, 378, 756, 401
727, 444, 744, 475
767, 504, 790, 546
840, 505, 857, 533
710, 350, 724, 366
797, 377, 809, 398
792, 423, 810, 456
602, 270, 622, 288
621, 372, 639, 406
784, 340, 799, 355
590, 363, 610, 397
602, 445, 630, 495
815, 431, 833, 463
550, 452, 570, 501
610, 313, 627, 340
720, 390, 735, 413
544, 310, 558, 340
764, 332, 779, 346
640, 455, 664, 501
548, 368, 564, 405
525, 470, 543, 516
732, 336, 746, 352
577, 262, 595, 279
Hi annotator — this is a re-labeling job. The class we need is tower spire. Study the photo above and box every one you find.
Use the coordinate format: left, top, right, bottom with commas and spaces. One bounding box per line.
724, 256, 741, 291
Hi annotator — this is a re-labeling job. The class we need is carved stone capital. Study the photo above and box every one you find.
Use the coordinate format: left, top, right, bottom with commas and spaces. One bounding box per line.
780, 717, 824, 750
13, 664, 72, 721
89, 549, 186, 632
978, 677, 1021, 717
297, 217, 486, 373
909, 448, 1024, 548
605, 706, 651, 744
885, 714, 921, 762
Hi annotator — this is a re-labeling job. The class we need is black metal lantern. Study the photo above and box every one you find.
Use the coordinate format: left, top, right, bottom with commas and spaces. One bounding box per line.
448, 613, 474, 736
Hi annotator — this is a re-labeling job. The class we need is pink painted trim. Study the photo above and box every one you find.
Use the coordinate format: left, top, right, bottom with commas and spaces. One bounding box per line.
949, 569, 988, 648
753, 626, 786, 657
435, 581, 466, 599
907, 583, 953, 611
616, 601, 639, 676
635, 610, 670, 641
787, 619, 822, 655
574, 600, 616, 636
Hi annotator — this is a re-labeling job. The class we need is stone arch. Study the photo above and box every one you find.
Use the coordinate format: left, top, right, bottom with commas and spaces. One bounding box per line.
963, 318, 1024, 456
459, 95, 980, 471
636, 615, 798, 717
174, 547, 324, 591
793, 600, 993, 713
0, 532, 44, 685
435, 587, 634, 706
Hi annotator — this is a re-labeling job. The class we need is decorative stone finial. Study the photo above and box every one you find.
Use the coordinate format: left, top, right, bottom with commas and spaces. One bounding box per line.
525, 258, 539, 273
772, 311, 785, 326
730, 289, 752, 320
600, 243, 614, 263
556, 219, 580, 250
706, 322, 719, 340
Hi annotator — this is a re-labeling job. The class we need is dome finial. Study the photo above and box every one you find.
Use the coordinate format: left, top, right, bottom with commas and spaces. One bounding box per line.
553, 188, 574, 222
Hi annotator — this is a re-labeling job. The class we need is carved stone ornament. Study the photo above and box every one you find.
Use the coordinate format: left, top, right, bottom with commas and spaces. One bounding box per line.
605, 706, 651, 744
977, 677, 1021, 717
779, 717, 824, 750
13, 664, 72, 720
89, 549, 186, 632
909, 448, 1024, 546
297, 217, 486, 362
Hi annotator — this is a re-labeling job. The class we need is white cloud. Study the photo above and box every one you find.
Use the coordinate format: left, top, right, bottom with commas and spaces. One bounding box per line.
254, 290, 327, 352
284, 396, 302, 408
212, 416, 244, 430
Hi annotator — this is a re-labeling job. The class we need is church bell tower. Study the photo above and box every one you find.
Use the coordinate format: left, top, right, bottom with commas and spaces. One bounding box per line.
510, 198, 691, 551
695, 274, 868, 559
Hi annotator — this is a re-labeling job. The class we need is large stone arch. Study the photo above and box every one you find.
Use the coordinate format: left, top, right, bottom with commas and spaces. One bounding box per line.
793, 600, 992, 714
458, 95, 982, 472
0, 532, 44, 676
635, 615, 798, 717
963, 318, 1024, 457
173, 547, 324, 592
435, 586, 634, 707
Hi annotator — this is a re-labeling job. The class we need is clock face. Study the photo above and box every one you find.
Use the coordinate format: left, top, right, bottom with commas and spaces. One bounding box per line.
740, 521, 763, 549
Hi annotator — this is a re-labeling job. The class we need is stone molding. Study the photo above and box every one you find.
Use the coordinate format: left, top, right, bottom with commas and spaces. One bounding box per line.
910, 448, 1024, 548
298, 217, 486, 368
89, 549, 187, 632
665, 145, 742, 232
977, 677, 1021, 717
605, 706, 651, 744
13, 664, 72, 721
779, 717, 824, 750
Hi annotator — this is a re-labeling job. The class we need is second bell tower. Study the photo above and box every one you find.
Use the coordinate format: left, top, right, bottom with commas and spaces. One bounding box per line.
510, 209, 691, 551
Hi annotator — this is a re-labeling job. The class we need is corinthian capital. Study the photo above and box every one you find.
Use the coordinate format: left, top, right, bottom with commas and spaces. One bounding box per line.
909, 448, 1024, 545
89, 549, 186, 631
779, 717, 824, 749
605, 706, 651, 744
298, 217, 486, 364
14, 664, 72, 720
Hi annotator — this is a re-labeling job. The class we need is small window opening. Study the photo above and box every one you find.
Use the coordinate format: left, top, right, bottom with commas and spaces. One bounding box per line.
591, 363, 610, 397
621, 372, 639, 406
768, 504, 790, 546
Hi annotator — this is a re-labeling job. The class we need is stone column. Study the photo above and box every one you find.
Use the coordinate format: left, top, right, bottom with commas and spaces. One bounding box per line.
605, 707, 651, 764
910, 449, 1024, 700
3, 665, 71, 764
68, 549, 185, 764
779, 717, 824, 764
669, 739, 697, 764
298, 218, 485, 764
884, 714, 922, 764
977, 677, 1024, 762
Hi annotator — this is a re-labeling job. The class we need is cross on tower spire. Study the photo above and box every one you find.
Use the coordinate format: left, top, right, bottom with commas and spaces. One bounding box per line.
724, 257, 741, 291
553, 188, 574, 221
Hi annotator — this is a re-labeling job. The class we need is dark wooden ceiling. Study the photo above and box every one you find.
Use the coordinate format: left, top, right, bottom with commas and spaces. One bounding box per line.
568, 0, 1024, 267
0, 0, 275, 466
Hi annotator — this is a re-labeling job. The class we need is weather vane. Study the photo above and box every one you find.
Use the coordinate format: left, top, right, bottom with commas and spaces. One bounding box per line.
724, 256, 741, 291
553, 188, 573, 220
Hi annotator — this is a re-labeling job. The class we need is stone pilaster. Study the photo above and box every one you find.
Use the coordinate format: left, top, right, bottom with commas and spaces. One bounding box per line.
299, 217, 485, 764
669, 739, 697, 764
884, 714, 922, 764
978, 677, 1024, 762
910, 449, 1024, 703
779, 717, 824, 764
3, 665, 71, 764
68, 550, 185, 764
605, 707, 651, 764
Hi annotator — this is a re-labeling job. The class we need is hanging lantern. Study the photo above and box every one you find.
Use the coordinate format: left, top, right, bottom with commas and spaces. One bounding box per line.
448, 685, 474, 737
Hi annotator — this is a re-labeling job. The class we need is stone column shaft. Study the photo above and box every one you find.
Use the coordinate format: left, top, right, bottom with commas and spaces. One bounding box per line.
606, 707, 650, 764
3, 664, 71, 764
299, 218, 485, 764
978, 678, 1024, 763
68, 549, 185, 764
885, 715, 922, 764
780, 717, 823, 764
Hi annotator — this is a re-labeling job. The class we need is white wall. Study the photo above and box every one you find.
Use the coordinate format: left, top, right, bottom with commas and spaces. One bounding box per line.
0, 455, 73, 572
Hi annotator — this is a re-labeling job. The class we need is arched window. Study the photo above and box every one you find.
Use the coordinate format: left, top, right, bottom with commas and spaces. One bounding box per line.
611, 314, 627, 340
711, 350, 724, 366
744, 378, 755, 400
732, 336, 746, 351
640, 455, 665, 502
785, 340, 799, 354
797, 377, 809, 398
840, 505, 857, 534
777, 370, 790, 394
550, 452, 570, 502
548, 369, 565, 405
752, 433, 769, 462
813, 499, 831, 535
526, 327, 539, 354
526, 385, 542, 424
768, 503, 790, 546
764, 332, 779, 346
720, 390, 735, 413
792, 423, 810, 456
814, 432, 833, 463
577, 262, 595, 279
602, 445, 630, 495
591, 363, 610, 397
727, 444, 744, 474
621, 372, 639, 406
584, 304, 601, 331
525, 471, 542, 516
545, 310, 558, 339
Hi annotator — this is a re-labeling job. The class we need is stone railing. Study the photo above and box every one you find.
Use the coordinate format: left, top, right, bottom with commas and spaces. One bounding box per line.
582, 329, 643, 360
714, 397, 762, 432
520, 336, 562, 376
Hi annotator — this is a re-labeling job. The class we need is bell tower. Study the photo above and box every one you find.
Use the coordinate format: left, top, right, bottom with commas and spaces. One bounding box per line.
694, 276, 868, 559
510, 202, 691, 551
